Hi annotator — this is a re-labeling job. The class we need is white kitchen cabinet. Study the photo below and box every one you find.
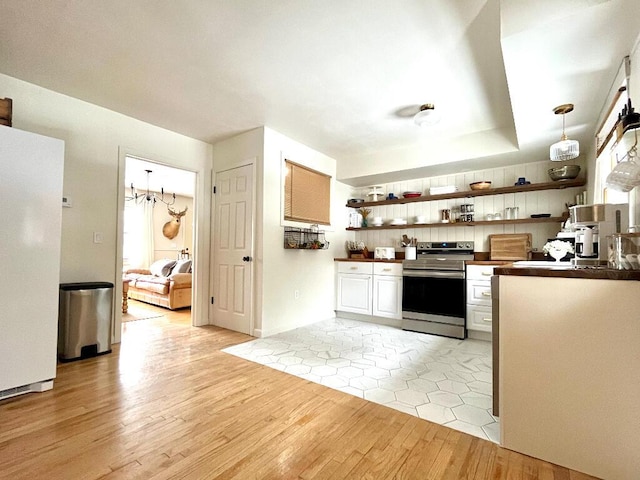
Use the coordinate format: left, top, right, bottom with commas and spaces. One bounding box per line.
466, 264, 495, 335
372, 263, 403, 319
336, 261, 402, 319
337, 262, 373, 315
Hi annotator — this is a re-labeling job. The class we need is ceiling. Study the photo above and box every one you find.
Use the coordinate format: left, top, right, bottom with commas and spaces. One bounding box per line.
125, 157, 196, 198
1, 1, 639, 186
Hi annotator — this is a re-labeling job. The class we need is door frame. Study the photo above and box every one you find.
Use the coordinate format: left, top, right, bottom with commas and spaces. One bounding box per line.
210, 161, 257, 336
114, 148, 202, 343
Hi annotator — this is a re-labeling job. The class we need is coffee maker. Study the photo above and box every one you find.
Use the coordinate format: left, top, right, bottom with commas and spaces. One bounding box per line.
569, 203, 629, 266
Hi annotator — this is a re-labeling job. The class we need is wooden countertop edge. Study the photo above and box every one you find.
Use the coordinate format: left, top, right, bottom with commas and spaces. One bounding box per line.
334, 257, 640, 279
494, 265, 640, 281
334, 258, 403, 263
466, 260, 513, 266
335, 258, 514, 265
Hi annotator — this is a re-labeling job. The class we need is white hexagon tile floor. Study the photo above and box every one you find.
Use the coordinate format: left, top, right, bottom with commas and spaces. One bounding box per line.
222, 317, 499, 443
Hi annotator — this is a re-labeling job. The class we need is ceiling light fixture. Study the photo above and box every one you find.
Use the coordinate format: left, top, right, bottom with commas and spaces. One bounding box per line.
550, 103, 579, 161
414, 103, 441, 127
126, 169, 176, 206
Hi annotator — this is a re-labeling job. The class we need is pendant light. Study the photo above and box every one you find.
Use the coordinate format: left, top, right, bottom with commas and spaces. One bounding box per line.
550, 103, 579, 161
414, 103, 441, 127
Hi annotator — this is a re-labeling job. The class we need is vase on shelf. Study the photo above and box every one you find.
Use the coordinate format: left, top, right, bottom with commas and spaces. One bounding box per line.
361, 218, 368, 228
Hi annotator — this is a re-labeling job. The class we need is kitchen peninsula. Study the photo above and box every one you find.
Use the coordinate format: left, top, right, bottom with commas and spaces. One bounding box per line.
493, 265, 640, 480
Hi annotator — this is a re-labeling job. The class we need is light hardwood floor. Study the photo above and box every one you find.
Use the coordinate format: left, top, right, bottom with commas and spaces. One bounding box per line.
0, 307, 598, 480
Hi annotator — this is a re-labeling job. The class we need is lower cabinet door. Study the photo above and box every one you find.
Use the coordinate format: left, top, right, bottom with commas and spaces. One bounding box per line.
372, 275, 402, 319
337, 273, 373, 315
466, 305, 493, 333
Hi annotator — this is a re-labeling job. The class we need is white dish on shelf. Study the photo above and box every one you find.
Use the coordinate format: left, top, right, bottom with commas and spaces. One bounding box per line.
413, 221, 429, 225
370, 221, 383, 227
390, 220, 407, 226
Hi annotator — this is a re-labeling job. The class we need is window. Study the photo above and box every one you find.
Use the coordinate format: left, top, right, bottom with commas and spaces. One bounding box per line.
284, 160, 331, 225
594, 57, 633, 203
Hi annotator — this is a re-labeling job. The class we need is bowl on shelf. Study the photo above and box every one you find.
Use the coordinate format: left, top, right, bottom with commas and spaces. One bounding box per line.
402, 191, 422, 198
469, 181, 492, 190
548, 165, 580, 181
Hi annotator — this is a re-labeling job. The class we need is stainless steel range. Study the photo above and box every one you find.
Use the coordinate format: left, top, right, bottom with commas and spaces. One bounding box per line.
402, 241, 474, 339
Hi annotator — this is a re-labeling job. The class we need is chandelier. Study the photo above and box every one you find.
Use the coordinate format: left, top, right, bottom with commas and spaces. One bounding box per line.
550, 104, 580, 161
126, 169, 176, 206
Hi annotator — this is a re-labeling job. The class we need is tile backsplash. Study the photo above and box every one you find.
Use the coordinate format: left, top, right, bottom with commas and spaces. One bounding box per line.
349, 160, 586, 253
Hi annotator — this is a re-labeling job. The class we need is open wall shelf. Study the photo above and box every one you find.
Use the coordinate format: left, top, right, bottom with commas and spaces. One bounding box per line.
346, 215, 569, 231
346, 178, 586, 208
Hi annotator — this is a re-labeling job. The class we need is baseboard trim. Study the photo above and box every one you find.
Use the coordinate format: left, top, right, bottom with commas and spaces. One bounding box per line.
334, 311, 402, 328
467, 330, 492, 342
255, 314, 333, 338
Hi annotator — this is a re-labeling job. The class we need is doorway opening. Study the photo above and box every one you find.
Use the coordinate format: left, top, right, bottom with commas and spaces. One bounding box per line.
122, 155, 197, 329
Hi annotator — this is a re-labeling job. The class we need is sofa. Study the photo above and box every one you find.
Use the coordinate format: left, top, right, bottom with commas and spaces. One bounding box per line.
124, 258, 192, 310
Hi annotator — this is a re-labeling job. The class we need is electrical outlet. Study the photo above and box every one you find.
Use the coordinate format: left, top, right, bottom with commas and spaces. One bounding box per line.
93, 232, 104, 244
294, 290, 300, 299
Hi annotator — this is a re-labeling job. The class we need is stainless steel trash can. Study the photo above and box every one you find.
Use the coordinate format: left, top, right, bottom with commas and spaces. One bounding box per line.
58, 282, 114, 361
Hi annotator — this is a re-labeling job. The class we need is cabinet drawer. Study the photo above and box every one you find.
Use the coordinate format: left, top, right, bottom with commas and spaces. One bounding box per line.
337, 261, 374, 275
466, 305, 492, 332
373, 262, 402, 276
466, 264, 496, 280
467, 280, 492, 306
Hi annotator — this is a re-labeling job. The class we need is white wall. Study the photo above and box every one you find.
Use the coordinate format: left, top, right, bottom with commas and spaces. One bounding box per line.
350, 159, 586, 253
213, 127, 351, 337
151, 194, 194, 261
338, 127, 519, 184
261, 128, 350, 336
0, 74, 212, 333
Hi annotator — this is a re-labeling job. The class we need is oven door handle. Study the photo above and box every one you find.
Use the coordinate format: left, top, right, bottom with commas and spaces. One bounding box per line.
402, 270, 465, 279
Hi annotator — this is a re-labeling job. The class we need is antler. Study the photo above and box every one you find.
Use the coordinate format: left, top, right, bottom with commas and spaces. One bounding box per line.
168, 206, 188, 217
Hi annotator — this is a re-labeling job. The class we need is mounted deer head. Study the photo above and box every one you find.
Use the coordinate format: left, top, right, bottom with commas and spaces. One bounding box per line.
162, 206, 188, 239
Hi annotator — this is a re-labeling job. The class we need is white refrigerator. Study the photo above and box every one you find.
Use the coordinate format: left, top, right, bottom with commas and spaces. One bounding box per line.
0, 125, 64, 399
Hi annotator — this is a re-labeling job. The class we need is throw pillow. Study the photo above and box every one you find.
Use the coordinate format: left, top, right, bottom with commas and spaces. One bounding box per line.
172, 259, 192, 274
149, 259, 177, 277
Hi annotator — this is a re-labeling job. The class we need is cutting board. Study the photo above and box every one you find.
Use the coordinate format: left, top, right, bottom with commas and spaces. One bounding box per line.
489, 233, 532, 260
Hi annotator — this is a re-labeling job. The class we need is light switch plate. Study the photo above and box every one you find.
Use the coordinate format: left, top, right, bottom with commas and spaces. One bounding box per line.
93, 232, 104, 244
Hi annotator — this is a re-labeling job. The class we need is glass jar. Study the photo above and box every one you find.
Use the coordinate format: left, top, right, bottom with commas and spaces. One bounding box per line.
608, 233, 640, 269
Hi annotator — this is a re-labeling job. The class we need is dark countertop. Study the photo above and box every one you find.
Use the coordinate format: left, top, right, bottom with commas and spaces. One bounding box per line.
494, 265, 640, 281
334, 258, 403, 263
466, 260, 512, 266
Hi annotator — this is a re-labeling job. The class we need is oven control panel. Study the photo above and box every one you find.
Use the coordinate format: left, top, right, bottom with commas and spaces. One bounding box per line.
417, 241, 474, 252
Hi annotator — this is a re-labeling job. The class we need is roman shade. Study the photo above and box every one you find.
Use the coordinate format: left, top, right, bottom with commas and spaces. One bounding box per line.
284, 160, 331, 225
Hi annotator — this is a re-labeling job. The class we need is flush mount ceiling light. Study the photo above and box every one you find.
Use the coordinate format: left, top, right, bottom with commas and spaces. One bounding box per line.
550, 103, 580, 161
414, 103, 441, 127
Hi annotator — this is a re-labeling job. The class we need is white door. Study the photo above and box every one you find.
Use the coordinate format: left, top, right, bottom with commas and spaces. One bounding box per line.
211, 164, 254, 334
